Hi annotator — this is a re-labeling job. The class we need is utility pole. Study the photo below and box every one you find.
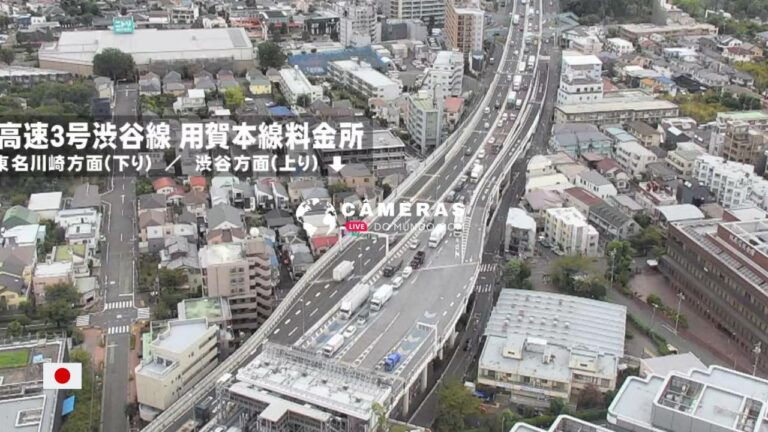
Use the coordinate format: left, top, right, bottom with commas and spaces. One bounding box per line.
673, 292, 685, 335
609, 248, 616, 291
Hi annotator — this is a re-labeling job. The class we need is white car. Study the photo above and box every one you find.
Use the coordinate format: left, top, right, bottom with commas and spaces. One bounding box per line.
498, 120, 504, 127
408, 238, 420, 250
402, 266, 413, 279
477, 150, 486, 159
392, 276, 404, 289
488, 137, 496, 145
343, 325, 357, 338
484, 122, 490, 129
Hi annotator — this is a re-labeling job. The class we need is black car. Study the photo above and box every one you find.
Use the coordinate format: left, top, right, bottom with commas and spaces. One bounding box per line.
383, 260, 403, 277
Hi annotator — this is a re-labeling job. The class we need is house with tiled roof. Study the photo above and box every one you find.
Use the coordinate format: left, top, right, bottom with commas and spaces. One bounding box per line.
189, 176, 207, 192
152, 177, 177, 195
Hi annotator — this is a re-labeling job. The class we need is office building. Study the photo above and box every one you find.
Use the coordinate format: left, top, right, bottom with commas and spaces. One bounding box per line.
39, 28, 254, 76
608, 365, 768, 432
278, 67, 323, 106
199, 238, 276, 336
660, 212, 768, 374
615, 141, 658, 180
444, 0, 484, 55
505, 208, 536, 258
327, 60, 402, 101
693, 154, 768, 209
708, 111, 768, 163
334, 1, 378, 48
478, 290, 626, 408
543, 207, 599, 256
385, 0, 446, 26
423, 50, 464, 97
557, 52, 603, 106
136, 318, 219, 421
406, 90, 442, 153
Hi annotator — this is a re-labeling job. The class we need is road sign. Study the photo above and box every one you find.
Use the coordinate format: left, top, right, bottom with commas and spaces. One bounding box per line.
112, 17, 135, 34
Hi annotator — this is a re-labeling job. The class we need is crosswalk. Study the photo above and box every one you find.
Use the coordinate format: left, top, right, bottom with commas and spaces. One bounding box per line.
107, 325, 131, 335
479, 263, 497, 273
75, 315, 90, 327
104, 300, 133, 310
475, 284, 493, 293
136, 308, 151, 320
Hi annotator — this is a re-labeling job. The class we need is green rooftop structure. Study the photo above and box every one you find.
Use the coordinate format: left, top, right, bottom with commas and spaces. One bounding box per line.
2, 205, 39, 229
177, 297, 231, 326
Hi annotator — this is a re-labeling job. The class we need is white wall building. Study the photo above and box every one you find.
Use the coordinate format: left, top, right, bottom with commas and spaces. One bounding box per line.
557, 51, 603, 106
575, 170, 618, 199
543, 207, 599, 256
278, 67, 323, 105
334, 1, 378, 48
327, 60, 402, 101
385, 0, 446, 26
505, 208, 536, 258
136, 318, 219, 422
27, 192, 62, 220
605, 37, 634, 56
423, 50, 464, 97
615, 141, 658, 180
406, 89, 442, 153
693, 154, 768, 209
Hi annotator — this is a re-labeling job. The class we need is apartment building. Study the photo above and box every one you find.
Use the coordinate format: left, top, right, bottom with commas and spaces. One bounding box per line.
708, 110, 768, 158
665, 148, 704, 176
557, 52, 603, 106
618, 22, 718, 41
199, 238, 276, 336
721, 121, 767, 165
609, 365, 768, 432
317, 129, 406, 171
626, 121, 662, 147
385, 0, 446, 27
135, 318, 219, 421
660, 212, 768, 373
278, 67, 323, 105
693, 154, 767, 208
32, 262, 73, 304
615, 141, 658, 180
543, 207, 599, 256
478, 290, 625, 409
406, 90, 442, 153
505, 208, 537, 258
444, 0, 484, 55
423, 50, 464, 97
575, 170, 618, 199
554, 95, 679, 126
327, 60, 402, 101
605, 37, 634, 56
334, 0, 378, 48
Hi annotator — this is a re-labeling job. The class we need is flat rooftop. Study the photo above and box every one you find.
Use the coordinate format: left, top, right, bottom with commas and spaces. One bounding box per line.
485, 289, 627, 357
152, 318, 210, 353
178, 297, 230, 322
199, 243, 243, 267
557, 99, 679, 115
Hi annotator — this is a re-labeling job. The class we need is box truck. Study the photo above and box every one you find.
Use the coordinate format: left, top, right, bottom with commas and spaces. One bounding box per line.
340, 283, 370, 320
333, 260, 354, 282
453, 204, 466, 236
507, 91, 517, 108
323, 334, 345, 357
512, 75, 522, 91
370, 284, 394, 311
470, 163, 484, 181
384, 353, 402, 372
429, 223, 447, 248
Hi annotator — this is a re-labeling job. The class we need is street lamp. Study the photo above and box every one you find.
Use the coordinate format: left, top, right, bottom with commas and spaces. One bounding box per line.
650, 303, 659, 330
673, 292, 685, 335
753, 342, 762, 376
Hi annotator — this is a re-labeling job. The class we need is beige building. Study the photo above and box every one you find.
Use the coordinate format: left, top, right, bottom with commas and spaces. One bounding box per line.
32, 261, 73, 304
615, 141, 658, 180
543, 207, 599, 256
444, 0, 484, 55
665, 148, 704, 176
554, 98, 679, 126
135, 318, 219, 422
721, 121, 766, 166
199, 238, 275, 336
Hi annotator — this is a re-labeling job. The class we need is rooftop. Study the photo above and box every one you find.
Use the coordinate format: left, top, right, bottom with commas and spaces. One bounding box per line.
34, 261, 72, 278
640, 352, 707, 377
563, 187, 603, 207
151, 318, 211, 354
556, 99, 678, 114
506, 208, 536, 230
578, 170, 612, 187
178, 297, 230, 322
26, 192, 62, 212
199, 243, 244, 267
656, 204, 705, 222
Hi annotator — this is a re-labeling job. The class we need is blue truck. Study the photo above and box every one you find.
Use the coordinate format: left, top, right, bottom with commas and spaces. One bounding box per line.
384, 353, 402, 372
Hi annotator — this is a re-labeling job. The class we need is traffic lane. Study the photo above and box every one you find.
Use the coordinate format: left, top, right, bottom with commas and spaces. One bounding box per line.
102, 333, 131, 432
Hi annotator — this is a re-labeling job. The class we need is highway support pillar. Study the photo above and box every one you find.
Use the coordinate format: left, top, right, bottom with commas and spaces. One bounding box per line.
420, 367, 428, 392
438, 345, 444, 361
402, 387, 410, 413
449, 329, 458, 347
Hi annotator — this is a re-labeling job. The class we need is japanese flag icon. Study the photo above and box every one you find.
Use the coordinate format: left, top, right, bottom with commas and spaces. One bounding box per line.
43, 363, 82, 390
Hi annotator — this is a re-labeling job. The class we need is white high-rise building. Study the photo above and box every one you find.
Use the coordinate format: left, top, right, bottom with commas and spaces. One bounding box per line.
406, 89, 442, 153
557, 51, 603, 106
335, 0, 378, 47
423, 50, 464, 97
444, 0, 484, 55
385, 0, 446, 26
693, 154, 768, 209
543, 207, 600, 256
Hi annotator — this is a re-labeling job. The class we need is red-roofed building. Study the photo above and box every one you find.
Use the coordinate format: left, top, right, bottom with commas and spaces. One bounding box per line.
443, 96, 465, 130
152, 177, 176, 195
562, 187, 604, 217
309, 235, 338, 257
595, 159, 631, 193
189, 176, 207, 192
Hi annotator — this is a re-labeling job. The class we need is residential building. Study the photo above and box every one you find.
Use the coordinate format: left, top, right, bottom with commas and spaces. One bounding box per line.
605, 37, 634, 56
135, 318, 219, 421
618, 22, 718, 41
557, 52, 603, 106
478, 290, 626, 408
615, 141, 658, 180
693, 155, 767, 209
635, 181, 678, 210
245, 69, 271, 96
562, 187, 603, 218
55, 208, 101, 249
665, 148, 704, 176
543, 207, 599, 256
152, 177, 176, 195
327, 60, 402, 101
423, 50, 464, 97
0, 66, 71, 87
721, 121, 767, 166
443, 96, 465, 130
526, 155, 556, 179
588, 202, 640, 240
550, 123, 613, 158
638, 352, 706, 378
444, 0, 484, 55
316, 128, 407, 171
2, 224, 45, 248
26, 192, 62, 220
512, 415, 612, 432
385, 0, 446, 26
626, 121, 662, 147
608, 365, 768, 432
330, 163, 374, 188
655, 204, 705, 230
525, 173, 572, 194
70, 183, 101, 209
0, 246, 33, 309
406, 90, 442, 153
172, 89, 206, 113
278, 67, 323, 106
576, 170, 618, 199
2, 205, 39, 229
32, 261, 73, 304
334, 1, 377, 48
199, 238, 276, 336
708, 110, 768, 157
561, 26, 604, 55
505, 208, 536, 258
554, 97, 679, 126
595, 159, 631, 193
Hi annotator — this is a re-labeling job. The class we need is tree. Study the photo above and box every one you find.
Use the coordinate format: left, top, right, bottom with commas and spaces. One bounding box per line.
631, 225, 664, 257
606, 240, 635, 287
224, 87, 245, 108
258, 41, 287, 70
549, 255, 594, 291
136, 178, 154, 195
633, 213, 652, 228
435, 379, 480, 432
269, 23, 283, 43
92, 48, 135, 81
547, 397, 567, 416
39, 219, 66, 256
577, 384, 604, 410
7, 320, 23, 337
10, 193, 26, 206
0, 48, 14, 65
158, 268, 187, 290
503, 259, 532, 289
41, 283, 81, 328
371, 402, 388, 432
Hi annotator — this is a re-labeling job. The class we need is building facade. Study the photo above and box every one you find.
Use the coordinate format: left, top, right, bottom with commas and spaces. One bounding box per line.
327, 60, 402, 101
615, 141, 658, 180
278, 67, 323, 105
406, 90, 442, 153
444, 1, 484, 55
543, 207, 599, 256
557, 52, 603, 106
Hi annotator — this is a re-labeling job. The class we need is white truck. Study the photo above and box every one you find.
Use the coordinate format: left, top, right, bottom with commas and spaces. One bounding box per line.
512, 75, 522, 91
453, 203, 466, 236
323, 334, 345, 357
340, 283, 370, 320
370, 284, 394, 311
518, 61, 526, 73
333, 260, 354, 282
471, 163, 484, 181
429, 223, 447, 248
512, 14, 520, 25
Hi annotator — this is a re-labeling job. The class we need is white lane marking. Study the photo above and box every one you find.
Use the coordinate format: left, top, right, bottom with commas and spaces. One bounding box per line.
315, 291, 321, 298
288, 327, 297, 337
310, 308, 318, 317
285, 318, 291, 325
331, 290, 338, 297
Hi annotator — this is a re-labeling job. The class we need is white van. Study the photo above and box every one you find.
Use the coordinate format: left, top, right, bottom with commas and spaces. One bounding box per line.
402, 266, 413, 279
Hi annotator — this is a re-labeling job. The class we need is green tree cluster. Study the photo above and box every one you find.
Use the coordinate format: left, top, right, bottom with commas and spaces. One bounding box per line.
434, 379, 480, 432
41, 283, 80, 329
605, 240, 635, 288
93, 48, 136, 81
561, 0, 654, 25
224, 87, 245, 108
503, 259, 533, 289
258, 41, 287, 70
548, 256, 607, 299
631, 225, 665, 257
61, 348, 101, 432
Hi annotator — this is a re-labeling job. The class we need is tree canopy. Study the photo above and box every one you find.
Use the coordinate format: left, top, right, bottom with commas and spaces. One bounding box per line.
435, 379, 481, 432
224, 87, 245, 108
258, 41, 287, 70
549, 256, 607, 299
503, 259, 533, 289
93, 48, 135, 81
